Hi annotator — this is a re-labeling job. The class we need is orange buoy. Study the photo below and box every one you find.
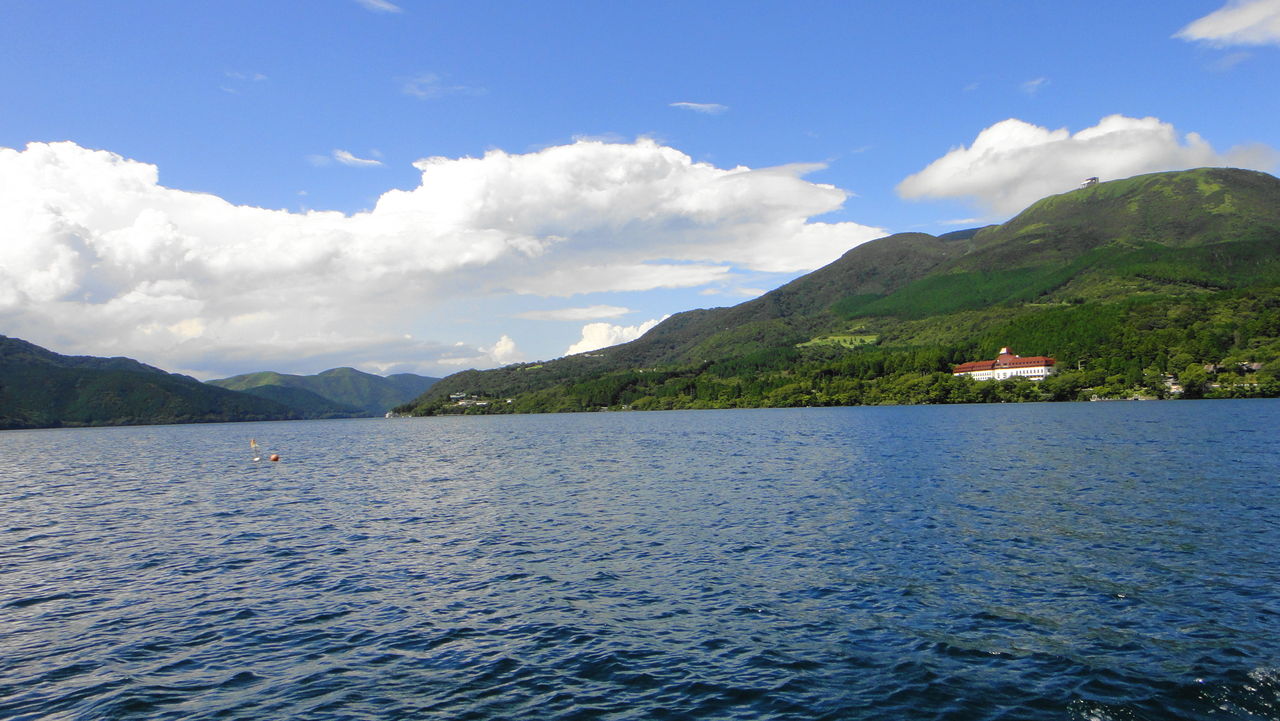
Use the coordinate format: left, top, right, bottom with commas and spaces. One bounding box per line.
269, 454, 280, 462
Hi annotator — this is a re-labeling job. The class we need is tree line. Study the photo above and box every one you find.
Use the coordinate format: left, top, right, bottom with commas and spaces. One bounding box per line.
407, 288, 1280, 416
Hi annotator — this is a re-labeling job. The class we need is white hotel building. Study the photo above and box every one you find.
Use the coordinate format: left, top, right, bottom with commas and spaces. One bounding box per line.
952, 347, 1056, 381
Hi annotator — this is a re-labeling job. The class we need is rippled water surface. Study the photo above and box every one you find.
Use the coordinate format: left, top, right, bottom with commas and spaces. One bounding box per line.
2, 401, 1279, 720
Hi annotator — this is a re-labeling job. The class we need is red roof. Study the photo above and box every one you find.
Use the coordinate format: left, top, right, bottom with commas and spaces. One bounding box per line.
953, 348, 1055, 374
953, 360, 996, 373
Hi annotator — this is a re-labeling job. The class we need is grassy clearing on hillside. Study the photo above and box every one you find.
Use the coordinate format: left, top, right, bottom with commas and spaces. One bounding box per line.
797, 334, 879, 349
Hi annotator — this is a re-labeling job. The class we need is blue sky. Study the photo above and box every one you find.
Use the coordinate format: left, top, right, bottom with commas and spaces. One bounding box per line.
1, 1, 1277, 378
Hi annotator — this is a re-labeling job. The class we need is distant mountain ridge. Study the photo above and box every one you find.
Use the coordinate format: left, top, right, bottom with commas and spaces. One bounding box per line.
400, 167, 1280, 413
0, 335, 295, 429
1, 335, 442, 429
207, 367, 438, 416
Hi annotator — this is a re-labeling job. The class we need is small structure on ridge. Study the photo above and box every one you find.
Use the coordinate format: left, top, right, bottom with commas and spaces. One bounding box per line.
953, 347, 1056, 381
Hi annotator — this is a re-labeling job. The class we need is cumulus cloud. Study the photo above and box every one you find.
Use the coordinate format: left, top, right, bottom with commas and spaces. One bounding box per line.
516, 305, 632, 321
670, 102, 729, 115
487, 334, 522, 364
436, 335, 524, 368
897, 114, 1279, 214
333, 149, 383, 167
0, 138, 881, 376
381, 145, 882, 274
566, 317, 669, 355
1176, 0, 1280, 46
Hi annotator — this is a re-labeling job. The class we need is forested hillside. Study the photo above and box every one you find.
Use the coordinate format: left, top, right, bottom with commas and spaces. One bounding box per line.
0, 336, 295, 429
208, 367, 439, 416
400, 168, 1280, 415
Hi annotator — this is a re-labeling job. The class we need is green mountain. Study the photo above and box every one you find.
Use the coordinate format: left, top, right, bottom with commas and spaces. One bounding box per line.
207, 367, 438, 416
401, 167, 1280, 414
0, 335, 295, 430
227, 383, 365, 418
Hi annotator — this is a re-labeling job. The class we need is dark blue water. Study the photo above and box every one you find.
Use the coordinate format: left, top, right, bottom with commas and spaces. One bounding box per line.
1, 401, 1278, 720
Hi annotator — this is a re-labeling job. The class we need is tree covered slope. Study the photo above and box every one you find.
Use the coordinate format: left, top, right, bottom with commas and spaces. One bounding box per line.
401, 167, 1280, 414
208, 367, 439, 416
0, 335, 295, 429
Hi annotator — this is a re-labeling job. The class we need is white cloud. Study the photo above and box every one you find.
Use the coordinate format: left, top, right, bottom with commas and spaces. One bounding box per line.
566, 317, 668, 355
1212, 51, 1254, 70
1021, 77, 1049, 95
226, 71, 268, 82
436, 334, 524, 368
401, 73, 483, 100
504, 263, 733, 297
356, 0, 402, 13
487, 334, 522, 364
333, 149, 383, 167
699, 287, 767, 298
670, 102, 729, 115
198, 334, 467, 379
516, 305, 632, 321
0, 138, 882, 376
1176, 0, 1280, 46
220, 71, 268, 94
897, 114, 1279, 214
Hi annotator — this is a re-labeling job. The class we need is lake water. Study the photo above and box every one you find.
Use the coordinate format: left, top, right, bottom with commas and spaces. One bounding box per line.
1, 401, 1278, 720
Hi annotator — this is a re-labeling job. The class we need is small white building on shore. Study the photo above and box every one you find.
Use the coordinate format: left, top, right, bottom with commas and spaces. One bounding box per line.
953, 347, 1056, 381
